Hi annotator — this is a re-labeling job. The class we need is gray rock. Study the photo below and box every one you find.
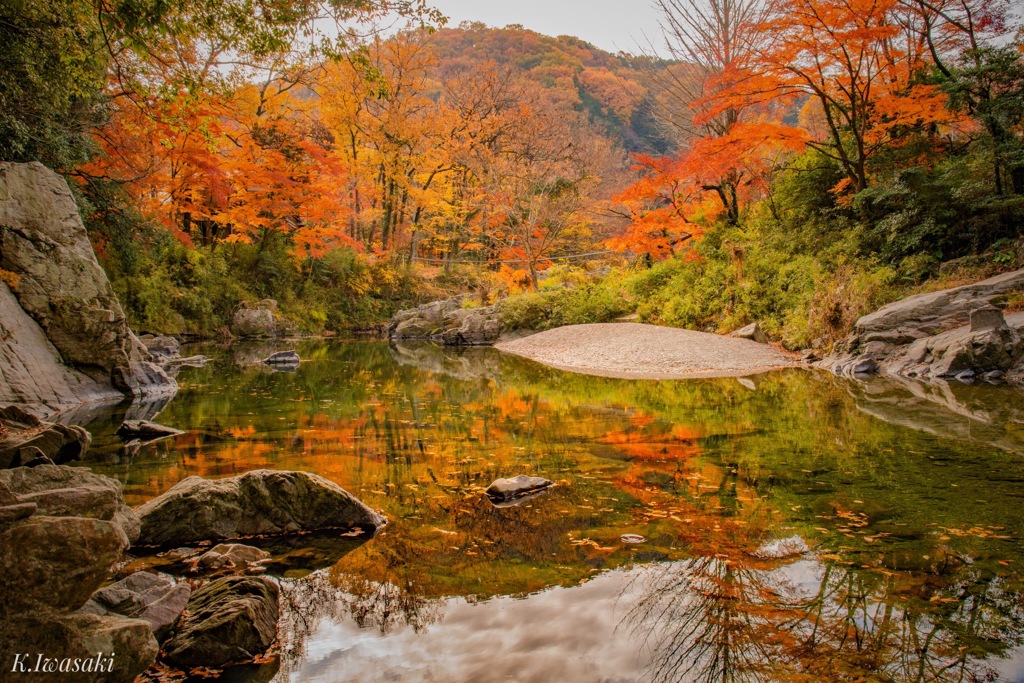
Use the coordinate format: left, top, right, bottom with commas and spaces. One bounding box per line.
485, 475, 554, 501
440, 304, 502, 346
971, 305, 1007, 332
389, 296, 466, 340
0, 162, 176, 409
263, 350, 300, 366
162, 576, 279, 669
730, 322, 768, 344
232, 301, 279, 338
854, 268, 1024, 343
116, 419, 184, 441
820, 269, 1024, 382
83, 571, 191, 640
136, 469, 387, 546
0, 501, 37, 531
0, 464, 141, 543
198, 543, 271, 570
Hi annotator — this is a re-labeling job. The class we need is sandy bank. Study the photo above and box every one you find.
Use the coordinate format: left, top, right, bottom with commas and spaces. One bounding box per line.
495, 323, 797, 379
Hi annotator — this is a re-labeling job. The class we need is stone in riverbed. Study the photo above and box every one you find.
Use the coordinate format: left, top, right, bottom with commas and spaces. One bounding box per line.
263, 350, 300, 367
116, 419, 184, 441
485, 475, 554, 501
162, 576, 279, 669
82, 571, 191, 640
730, 322, 768, 344
135, 469, 387, 546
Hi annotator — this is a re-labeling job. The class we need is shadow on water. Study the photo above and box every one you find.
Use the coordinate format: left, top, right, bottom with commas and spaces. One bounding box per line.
70, 339, 1024, 682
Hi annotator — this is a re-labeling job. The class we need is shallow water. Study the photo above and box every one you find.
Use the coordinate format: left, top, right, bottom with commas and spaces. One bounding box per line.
78, 339, 1024, 682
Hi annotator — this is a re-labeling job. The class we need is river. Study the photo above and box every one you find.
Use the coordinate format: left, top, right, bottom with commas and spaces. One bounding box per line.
73, 339, 1024, 682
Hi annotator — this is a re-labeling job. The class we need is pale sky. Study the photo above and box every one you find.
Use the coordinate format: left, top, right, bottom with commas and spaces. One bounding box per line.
425, 0, 666, 54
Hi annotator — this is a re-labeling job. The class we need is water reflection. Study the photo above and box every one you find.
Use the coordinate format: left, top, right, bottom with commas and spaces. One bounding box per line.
69, 340, 1024, 681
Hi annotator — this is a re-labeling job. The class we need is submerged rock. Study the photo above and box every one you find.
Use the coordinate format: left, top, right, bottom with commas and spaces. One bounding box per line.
116, 419, 184, 441
82, 571, 191, 640
0, 162, 176, 411
162, 576, 279, 669
198, 543, 272, 571
135, 469, 387, 546
485, 475, 554, 502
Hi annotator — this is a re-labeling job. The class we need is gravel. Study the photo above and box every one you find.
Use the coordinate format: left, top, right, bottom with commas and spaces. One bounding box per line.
495, 323, 797, 379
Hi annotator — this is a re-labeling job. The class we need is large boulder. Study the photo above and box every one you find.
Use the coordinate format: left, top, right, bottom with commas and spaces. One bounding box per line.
389, 296, 502, 346
852, 268, 1024, 345
136, 470, 387, 546
232, 300, 279, 338
162, 576, 279, 669
0, 162, 176, 410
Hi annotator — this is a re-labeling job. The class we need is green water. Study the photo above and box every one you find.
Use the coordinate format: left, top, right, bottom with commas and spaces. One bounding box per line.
79, 340, 1024, 682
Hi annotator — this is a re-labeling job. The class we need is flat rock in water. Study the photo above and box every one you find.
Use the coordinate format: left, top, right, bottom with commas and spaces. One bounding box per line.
262, 350, 300, 366
135, 469, 387, 546
162, 576, 279, 669
117, 419, 184, 440
486, 475, 553, 501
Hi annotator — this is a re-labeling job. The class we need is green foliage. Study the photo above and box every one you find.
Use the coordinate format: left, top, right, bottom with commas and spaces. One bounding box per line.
500, 269, 632, 331
0, 0, 107, 166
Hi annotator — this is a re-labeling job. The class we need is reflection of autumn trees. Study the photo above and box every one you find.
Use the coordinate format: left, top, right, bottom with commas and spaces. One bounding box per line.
625, 550, 1024, 683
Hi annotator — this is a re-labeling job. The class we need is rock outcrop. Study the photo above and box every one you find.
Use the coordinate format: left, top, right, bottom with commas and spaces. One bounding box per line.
389, 296, 502, 346
821, 269, 1024, 381
0, 464, 156, 682
0, 162, 176, 414
162, 576, 280, 669
136, 469, 387, 546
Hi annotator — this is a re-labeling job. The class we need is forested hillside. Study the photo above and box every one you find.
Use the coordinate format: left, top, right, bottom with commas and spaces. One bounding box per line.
2, 0, 1022, 347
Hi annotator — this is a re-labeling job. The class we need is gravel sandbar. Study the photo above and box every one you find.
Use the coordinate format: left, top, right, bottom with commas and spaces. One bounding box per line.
495, 323, 797, 379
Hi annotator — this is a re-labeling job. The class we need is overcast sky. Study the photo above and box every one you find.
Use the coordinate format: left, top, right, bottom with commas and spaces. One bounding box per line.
424, 0, 666, 54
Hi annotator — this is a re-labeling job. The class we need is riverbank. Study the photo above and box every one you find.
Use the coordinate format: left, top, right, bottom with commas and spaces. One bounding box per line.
494, 323, 798, 379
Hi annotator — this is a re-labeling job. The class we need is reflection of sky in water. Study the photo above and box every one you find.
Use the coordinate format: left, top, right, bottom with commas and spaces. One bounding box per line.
281, 554, 1024, 683
285, 568, 647, 683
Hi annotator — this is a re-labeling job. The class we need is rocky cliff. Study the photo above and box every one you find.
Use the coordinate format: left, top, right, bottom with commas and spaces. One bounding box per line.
820, 268, 1024, 381
0, 162, 176, 414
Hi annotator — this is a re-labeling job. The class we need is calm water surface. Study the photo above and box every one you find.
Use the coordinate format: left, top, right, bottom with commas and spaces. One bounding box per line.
77, 340, 1024, 682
